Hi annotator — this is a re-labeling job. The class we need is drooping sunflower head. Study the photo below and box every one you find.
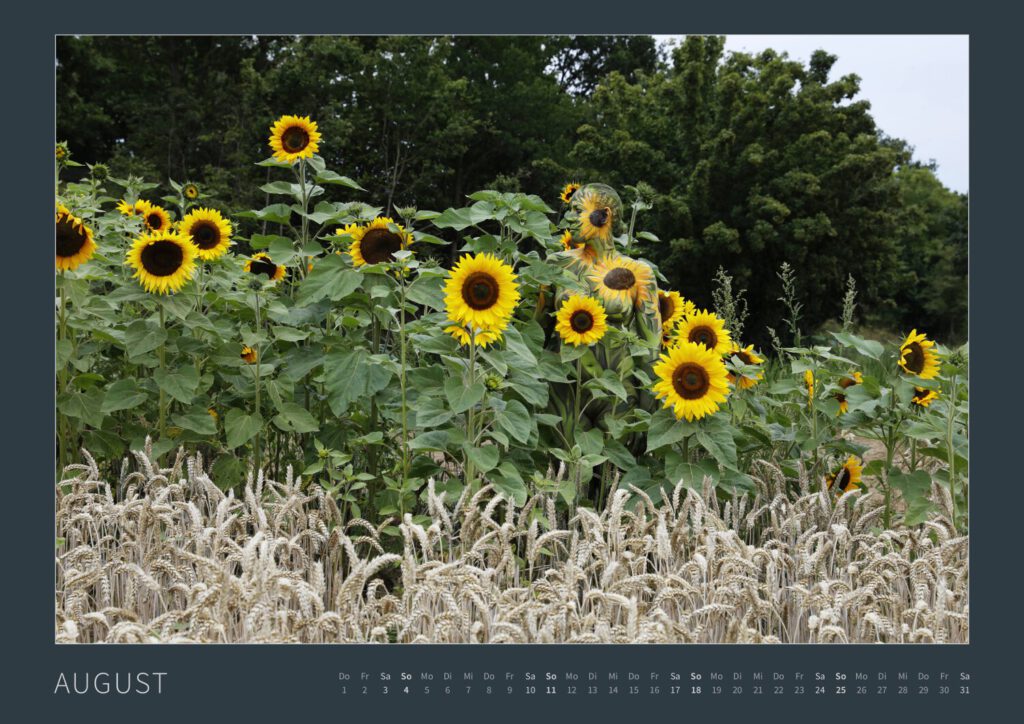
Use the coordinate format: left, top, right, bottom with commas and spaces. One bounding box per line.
725, 342, 765, 390
677, 309, 732, 355
180, 207, 233, 261
898, 329, 940, 380
826, 456, 864, 496
346, 217, 413, 267
182, 182, 200, 200
55, 204, 97, 272
575, 186, 619, 244
125, 231, 197, 295
444, 252, 520, 331
240, 346, 257, 364
55, 142, 69, 161
142, 204, 172, 233
559, 181, 581, 205
268, 114, 321, 163
912, 386, 940, 408
555, 295, 609, 347
588, 256, 654, 314
804, 369, 815, 404
657, 290, 696, 333
444, 323, 503, 349
652, 340, 731, 421
834, 371, 863, 413
244, 252, 286, 282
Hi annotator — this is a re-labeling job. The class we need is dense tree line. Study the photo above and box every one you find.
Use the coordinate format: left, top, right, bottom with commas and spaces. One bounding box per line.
56, 35, 967, 343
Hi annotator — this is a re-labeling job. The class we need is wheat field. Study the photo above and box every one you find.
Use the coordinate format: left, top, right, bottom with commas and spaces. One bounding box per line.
55, 443, 968, 644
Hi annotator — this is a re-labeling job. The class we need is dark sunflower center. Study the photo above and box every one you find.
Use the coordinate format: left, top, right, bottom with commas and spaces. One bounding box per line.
185, 186, 197, 198
735, 350, 752, 365
140, 240, 184, 277
604, 267, 636, 291
658, 295, 675, 321
903, 342, 924, 374
569, 310, 594, 333
462, 272, 499, 310
690, 326, 717, 349
191, 221, 220, 250
839, 376, 857, 389
282, 126, 309, 153
146, 212, 164, 229
360, 228, 403, 264
589, 208, 609, 228
833, 468, 849, 490
249, 258, 278, 279
913, 388, 928, 401
672, 362, 710, 400
55, 218, 86, 258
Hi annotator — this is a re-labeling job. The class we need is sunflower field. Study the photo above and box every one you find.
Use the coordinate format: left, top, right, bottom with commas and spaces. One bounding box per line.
53, 117, 970, 643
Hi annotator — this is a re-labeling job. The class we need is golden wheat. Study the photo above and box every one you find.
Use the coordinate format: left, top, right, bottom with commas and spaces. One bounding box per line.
55, 443, 968, 644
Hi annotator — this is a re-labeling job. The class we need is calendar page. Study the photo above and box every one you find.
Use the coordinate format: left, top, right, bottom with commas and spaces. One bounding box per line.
15, 1, 1013, 721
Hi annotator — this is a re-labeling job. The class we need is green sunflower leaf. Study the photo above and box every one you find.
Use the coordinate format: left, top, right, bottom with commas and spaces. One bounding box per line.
314, 170, 365, 190
271, 402, 320, 434
495, 399, 533, 444
224, 409, 263, 449
172, 408, 218, 436
154, 366, 200, 405
445, 378, 485, 414
646, 408, 697, 452
463, 443, 500, 473
101, 379, 149, 414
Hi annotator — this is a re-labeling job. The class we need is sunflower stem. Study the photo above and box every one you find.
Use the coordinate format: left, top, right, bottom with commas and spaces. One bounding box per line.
946, 372, 960, 532
368, 318, 381, 480
572, 355, 583, 506
297, 159, 310, 284
253, 289, 263, 476
157, 303, 167, 441
466, 330, 478, 492
57, 271, 70, 477
399, 272, 410, 506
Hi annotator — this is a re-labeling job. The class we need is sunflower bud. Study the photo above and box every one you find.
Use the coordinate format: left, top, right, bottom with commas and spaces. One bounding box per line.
485, 374, 502, 391
55, 141, 70, 162
89, 163, 110, 181
395, 205, 417, 220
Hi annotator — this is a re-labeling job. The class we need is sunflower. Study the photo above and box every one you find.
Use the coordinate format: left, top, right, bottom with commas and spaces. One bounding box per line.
555, 295, 608, 346
346, 217, 413, 267
835, 371, 864, 413
117, 198, 150, 218
244, 252, 286, 282
726, 343, 765, 390
577, 189, 615, 242
268, 114, 321, 163
55, 142, 68, 161
912, 386, 939, 407
180, 208, 233, 261
142, 204, 172, 233
559, 229, 583, 252
444, 324, 503, 348
588, 256, 654, 311
804, 369, 815, 405
55, 205, 97, 272
657, 290, 695, 333
560, 182, 581, 204
653, 340, 731, 421
240, 346, 258, 364
676, 309, 732, 355
208, 407, 219, 422
444, 252, 520, 331
182, 183, 200, 200
125, 231, 197, 294
826, 456, 863, 496
898, 329, 940, 379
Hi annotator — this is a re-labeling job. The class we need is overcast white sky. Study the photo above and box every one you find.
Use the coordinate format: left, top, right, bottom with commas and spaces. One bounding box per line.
656, 35, 969, 193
